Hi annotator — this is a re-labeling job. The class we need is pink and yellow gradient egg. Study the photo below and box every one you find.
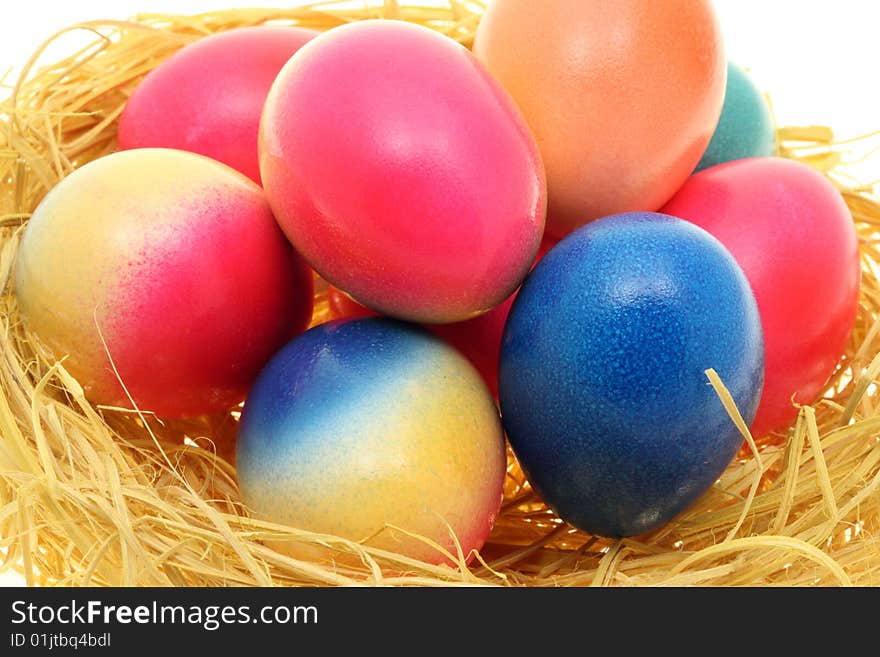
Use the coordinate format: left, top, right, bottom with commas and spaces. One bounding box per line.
14, 148, 313, 418
236, 318, 507, 564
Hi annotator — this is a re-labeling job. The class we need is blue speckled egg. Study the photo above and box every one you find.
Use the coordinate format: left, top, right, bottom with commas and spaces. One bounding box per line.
695, 61, 777, 172
498, 213, 765, 538
236, 317, 507, 564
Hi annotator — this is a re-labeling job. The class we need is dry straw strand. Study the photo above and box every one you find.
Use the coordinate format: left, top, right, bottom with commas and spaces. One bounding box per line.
1, 0, 879, 587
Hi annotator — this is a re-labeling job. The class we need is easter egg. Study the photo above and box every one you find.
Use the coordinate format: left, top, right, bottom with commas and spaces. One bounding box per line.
259, 20, 546, 323
499, 213, 764, 537
118, 26, 318, 183
14, 148, 313, 418
662, 158, 860, 437
473, 0, 726, 237
695, 62, 777, 172
236, 318, 506, 563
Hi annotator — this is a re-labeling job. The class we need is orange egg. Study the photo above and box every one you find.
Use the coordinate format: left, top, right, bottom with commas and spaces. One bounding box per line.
474, 0, 726, 237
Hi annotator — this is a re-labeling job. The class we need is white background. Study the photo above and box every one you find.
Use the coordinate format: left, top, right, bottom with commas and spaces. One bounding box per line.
1, 1, 879, 586
2, 1, 880, 138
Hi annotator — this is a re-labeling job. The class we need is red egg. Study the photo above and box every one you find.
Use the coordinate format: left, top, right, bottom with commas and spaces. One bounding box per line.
326, 236, 558, 396
260, 20, 546, 323
662, 158, 860, 437
118, 27, 318, 183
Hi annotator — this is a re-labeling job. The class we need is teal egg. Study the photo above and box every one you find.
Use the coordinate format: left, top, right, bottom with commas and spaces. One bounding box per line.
695, 62, 776, 172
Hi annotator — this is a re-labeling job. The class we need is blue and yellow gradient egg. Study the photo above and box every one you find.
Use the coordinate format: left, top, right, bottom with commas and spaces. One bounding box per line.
236, 318, 507, 564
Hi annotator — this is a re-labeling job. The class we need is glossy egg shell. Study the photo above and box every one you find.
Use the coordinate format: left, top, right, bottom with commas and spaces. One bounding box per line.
118, 27, 318, 183
695, 62, 777, 172
14, 148, 314, 418
473, 0, 725, 237
259, 20, 546, 323
662, 158, 860, 437
499, 213, 765, 537
236, 318, 507, 564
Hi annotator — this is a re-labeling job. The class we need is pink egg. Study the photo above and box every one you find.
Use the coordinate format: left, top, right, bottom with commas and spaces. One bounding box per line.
118, 27, 318, 183
260, 20, 546, 323
662, 158, 860, 437
14, 149, 314, 418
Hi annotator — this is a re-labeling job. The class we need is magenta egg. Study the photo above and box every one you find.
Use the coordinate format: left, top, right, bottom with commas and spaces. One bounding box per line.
259, 20, 546, 323
118, 27, 318, 183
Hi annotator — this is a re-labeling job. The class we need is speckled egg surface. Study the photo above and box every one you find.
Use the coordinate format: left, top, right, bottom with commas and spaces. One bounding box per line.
236, 318, 507, 563
13, 148, 313, 418
498, 213, 765, 537
695, 61, 777, 172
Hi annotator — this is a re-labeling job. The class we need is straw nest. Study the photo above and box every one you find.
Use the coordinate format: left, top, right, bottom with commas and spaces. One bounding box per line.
1, 1, 879, 587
